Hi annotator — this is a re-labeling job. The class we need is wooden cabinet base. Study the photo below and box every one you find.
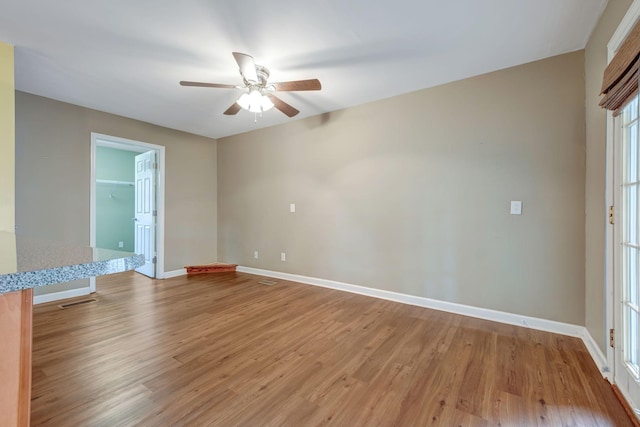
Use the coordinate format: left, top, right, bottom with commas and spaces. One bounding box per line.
0, 289, 33, 427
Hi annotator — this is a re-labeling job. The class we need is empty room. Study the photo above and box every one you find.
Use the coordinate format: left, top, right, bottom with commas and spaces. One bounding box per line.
2, 0, 640, 425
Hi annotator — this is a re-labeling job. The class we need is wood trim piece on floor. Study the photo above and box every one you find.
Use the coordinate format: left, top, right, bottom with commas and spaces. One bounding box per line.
610, 380, 640, 427
236, 265, 612, 378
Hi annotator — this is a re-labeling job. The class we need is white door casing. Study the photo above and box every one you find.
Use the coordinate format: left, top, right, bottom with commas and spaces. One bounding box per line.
134, 151, 157, 278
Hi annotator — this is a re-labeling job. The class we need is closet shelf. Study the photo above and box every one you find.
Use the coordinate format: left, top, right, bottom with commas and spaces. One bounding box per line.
96, 179, 134, 186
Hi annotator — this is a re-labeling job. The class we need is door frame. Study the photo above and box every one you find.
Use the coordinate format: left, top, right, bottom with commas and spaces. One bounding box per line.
90, 132, 166, 289
606, 0, 640, 394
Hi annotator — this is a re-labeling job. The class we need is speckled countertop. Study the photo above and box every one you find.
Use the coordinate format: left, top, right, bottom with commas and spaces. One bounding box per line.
0, 231, 145, 294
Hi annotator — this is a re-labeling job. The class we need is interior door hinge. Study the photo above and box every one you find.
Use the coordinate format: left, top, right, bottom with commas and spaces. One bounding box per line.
152, 256, 157, 264
152, 210, 157, 217
610, 328, 615, 348
609, 205, 615, 225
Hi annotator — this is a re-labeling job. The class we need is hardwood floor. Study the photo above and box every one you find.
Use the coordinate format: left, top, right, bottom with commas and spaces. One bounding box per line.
31, 271, 634, 426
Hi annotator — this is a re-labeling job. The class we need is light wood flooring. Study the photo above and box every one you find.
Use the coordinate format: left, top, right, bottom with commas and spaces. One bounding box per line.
31, 271, 634, 426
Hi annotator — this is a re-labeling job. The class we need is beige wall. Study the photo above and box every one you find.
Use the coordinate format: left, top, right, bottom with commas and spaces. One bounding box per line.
15, 92, 218, 295
218, 52, 586, 324
584, 0, 632, 353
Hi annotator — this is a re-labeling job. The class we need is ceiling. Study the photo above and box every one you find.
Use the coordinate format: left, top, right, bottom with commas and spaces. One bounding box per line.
0, 0, 607, 139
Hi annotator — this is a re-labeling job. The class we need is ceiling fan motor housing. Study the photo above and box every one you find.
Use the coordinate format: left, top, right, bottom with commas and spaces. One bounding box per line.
248, 64, 269, 87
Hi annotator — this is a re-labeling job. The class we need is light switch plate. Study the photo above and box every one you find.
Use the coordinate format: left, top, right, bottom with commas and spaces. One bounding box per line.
290, 203, 296, 213
510, 201, 522, 215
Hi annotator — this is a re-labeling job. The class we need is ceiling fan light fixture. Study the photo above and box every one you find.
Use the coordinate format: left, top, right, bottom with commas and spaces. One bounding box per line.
237, 89, 273, 113
260, 94, 274, 111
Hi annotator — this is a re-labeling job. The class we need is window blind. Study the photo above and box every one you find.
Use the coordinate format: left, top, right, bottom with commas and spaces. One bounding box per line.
600, 20, 640, 115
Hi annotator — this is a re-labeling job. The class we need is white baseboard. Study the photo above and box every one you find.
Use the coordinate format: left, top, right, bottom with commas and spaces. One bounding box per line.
163, 268, 187, 279
33, 287, 92, 305
237, 266, 611, 377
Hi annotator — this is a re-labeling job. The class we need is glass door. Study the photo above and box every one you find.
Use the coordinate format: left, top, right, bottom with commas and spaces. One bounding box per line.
615, 94, 640, 414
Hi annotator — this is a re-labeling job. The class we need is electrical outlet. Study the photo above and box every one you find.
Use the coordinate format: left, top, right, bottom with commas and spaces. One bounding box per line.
290, 203, 296, 213
281, 252, 286, 262
118, 241, 124, 248
254, 251, 259, 259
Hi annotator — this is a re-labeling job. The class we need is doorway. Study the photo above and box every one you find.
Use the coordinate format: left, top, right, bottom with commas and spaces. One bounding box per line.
90, 133, 166, 289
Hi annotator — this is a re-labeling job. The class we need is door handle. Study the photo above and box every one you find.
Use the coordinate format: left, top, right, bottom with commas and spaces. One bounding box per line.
133, 218, 138, 222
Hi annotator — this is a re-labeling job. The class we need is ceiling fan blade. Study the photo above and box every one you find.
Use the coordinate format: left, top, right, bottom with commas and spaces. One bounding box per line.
232, 52, 258, 83
266, 94, 299, 117
180, 81, 237, 89
223, 102, 242, 115
271, 79, 321, 91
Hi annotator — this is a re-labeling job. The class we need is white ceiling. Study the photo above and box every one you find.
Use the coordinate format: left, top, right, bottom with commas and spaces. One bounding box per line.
0, 0, 607, 139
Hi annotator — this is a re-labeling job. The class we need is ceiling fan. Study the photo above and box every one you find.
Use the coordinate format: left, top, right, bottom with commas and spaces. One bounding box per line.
180, 52, 321, 118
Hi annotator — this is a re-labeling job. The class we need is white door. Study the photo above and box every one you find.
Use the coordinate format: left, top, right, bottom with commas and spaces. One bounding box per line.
134, 151, 156, 277
614, 94, 640, 414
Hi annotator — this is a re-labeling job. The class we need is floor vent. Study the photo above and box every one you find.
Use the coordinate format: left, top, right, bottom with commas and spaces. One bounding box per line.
258, 279, 278, 286
58, 298, 97, 309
